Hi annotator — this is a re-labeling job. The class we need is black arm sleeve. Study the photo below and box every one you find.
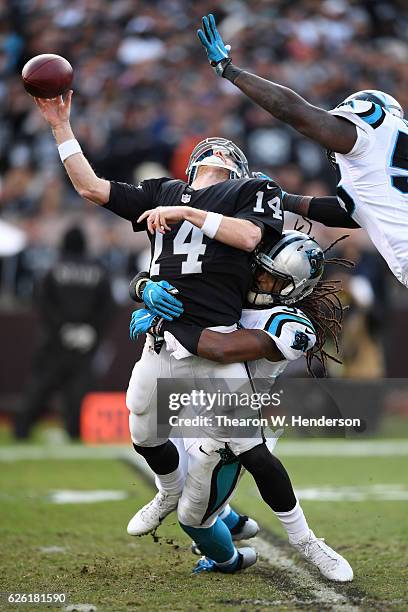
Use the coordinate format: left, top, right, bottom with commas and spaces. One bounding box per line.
308, 196, 360, 229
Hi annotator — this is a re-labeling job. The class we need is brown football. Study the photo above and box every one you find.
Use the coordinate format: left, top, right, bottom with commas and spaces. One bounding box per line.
22, 54, 73, 98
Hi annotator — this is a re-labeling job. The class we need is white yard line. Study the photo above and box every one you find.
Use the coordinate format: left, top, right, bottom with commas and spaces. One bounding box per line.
268, 439, 408, 456
1, 439, 407, 462
250, 536, 359, 611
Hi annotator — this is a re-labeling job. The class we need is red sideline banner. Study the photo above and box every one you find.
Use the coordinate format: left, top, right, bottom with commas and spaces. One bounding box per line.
80, 392, 129, 443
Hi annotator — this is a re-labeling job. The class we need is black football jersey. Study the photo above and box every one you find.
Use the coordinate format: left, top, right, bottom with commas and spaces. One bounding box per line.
105, 177, 284, 327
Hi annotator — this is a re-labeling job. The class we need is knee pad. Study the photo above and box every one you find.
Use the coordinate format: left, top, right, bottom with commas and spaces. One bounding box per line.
126, 379, 156, 416
177, 496, 208, 528
129, 411, 168, 448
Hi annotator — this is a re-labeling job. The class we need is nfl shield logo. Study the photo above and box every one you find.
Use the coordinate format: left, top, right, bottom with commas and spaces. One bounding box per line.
181, 193, 191, 203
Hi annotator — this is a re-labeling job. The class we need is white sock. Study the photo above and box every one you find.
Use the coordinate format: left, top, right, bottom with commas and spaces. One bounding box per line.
274, 500, 310, 544
215, 548, 238, 568
218, 505, 232, 520
155, 466, 184, 497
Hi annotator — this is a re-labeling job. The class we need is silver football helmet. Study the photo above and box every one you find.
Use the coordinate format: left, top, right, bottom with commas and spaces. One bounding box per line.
247, 230, 325, 307
186, 137, 250, 184
340, 89, 403, 119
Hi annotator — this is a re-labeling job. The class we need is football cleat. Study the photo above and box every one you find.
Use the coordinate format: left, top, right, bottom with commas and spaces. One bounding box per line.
127, 491, 179, 536
191, 515, 259, 555
192, 547, 257, 574
230, 514, 260, 540
291, 530, 353, 582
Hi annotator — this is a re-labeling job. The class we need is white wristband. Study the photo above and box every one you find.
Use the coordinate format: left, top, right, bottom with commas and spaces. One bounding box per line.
201, 211, 223, 239
58, 139, 82, 163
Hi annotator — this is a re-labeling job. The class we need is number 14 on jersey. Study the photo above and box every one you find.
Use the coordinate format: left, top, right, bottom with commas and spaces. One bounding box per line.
253, 191, 283, 219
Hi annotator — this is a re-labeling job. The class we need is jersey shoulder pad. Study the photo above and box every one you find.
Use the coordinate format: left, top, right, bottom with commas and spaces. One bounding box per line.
264, 306, 316, 361
330, 100, 386, 130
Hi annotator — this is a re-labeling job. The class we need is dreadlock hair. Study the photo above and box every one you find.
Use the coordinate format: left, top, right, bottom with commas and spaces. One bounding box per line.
293, 220, 354, 376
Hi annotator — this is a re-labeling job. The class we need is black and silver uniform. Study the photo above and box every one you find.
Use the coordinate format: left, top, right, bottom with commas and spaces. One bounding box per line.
106, 177, 284, 327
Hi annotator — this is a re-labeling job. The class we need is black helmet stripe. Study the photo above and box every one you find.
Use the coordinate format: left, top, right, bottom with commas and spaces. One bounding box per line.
270, 235, 309, 258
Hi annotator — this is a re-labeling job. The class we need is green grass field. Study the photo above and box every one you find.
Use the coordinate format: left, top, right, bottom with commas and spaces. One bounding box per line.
1, 430, 408, 611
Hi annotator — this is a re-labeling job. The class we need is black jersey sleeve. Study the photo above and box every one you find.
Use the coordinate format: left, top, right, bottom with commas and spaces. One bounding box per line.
104, 178, 169, 231
234, 179, 284, 237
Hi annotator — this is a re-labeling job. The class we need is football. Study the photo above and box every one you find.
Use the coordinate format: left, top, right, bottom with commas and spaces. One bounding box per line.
21, 54, 73, 98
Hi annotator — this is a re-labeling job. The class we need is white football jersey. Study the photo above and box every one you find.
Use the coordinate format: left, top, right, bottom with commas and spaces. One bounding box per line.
329, 100, 408, 286
240, 305, 316, 382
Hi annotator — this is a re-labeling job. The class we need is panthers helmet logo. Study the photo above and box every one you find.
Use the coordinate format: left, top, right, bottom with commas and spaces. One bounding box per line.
306, 248, 324, 279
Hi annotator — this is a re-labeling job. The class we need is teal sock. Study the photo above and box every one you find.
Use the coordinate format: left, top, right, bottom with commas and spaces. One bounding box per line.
219, 506, 240, 530
180, 517, 238, 567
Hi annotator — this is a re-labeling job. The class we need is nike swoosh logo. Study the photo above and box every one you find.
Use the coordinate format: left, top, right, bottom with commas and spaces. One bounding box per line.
199, 445, 210, 456
266, 184, 274, 189
148, 289, 155, 305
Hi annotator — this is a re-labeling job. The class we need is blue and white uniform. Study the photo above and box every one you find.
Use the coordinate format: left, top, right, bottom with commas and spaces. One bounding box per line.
159, 304, 316, 529
330, 100, 408, 286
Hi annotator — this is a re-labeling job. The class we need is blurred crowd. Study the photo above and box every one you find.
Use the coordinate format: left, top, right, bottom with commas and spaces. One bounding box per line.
0, 0, 407, 313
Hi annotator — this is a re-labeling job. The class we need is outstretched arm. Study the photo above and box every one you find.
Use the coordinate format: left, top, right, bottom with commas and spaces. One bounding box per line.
198, 14, 357, 154
197, 328, 283, 364
34, 92, 110, 204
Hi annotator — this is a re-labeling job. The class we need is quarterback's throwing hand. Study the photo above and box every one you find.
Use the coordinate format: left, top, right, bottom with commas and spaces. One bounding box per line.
137, 206, 191, 234
34, 90, 73, 128
197, 14, 231, 75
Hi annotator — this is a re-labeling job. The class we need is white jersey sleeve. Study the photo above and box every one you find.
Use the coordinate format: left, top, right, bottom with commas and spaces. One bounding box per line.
262, 306, 316, 361
240, 306, 316, 362
329, 100, 383, 158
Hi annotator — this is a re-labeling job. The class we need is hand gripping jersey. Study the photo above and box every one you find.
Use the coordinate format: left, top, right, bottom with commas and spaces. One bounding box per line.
240, 305, 316, 381
105, 177, 284, 327
329, 100, 408, 286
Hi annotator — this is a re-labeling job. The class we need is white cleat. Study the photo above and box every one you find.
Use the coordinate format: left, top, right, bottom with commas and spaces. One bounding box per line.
236, 546, 258, 571
127, 491, 179, 536
291, 530, 354, 582
231, 516, 260, 541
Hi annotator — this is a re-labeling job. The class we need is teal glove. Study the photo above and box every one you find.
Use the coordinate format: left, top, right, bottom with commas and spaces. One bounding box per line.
197, 13, 232, 76
142, 279, 183, 321
252, 171, 273, 181
129, 309, 161, 341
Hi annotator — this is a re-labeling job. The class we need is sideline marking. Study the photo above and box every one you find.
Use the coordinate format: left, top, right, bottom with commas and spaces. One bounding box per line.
48, 489, 128, 504
1, 439, 407, 462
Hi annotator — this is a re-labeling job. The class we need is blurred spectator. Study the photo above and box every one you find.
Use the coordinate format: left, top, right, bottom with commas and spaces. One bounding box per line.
14, 226, 114, 440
